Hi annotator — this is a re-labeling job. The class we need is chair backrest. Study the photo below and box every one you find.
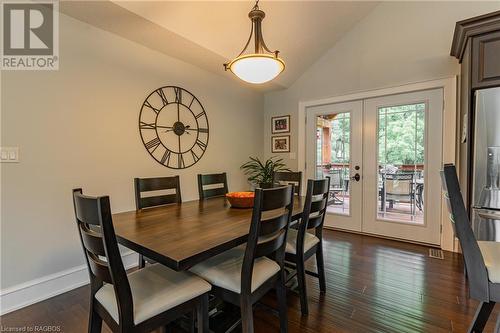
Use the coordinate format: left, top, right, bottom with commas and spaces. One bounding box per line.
329, 169, 343, 189
242, 185, 294, 294
441, 164, 490, 301
72, 189, 133, 326
134, 176, 182, 210
273, 171, 302, 196
384, 173, 413, 195
299, 178, 330, 244
197, 172, 228, 199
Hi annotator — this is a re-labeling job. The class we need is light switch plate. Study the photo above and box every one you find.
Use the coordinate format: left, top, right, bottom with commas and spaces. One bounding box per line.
0, 147, 19, 163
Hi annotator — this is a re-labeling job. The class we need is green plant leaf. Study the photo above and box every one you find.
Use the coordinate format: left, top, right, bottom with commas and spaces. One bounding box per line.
240, 156, 292, 185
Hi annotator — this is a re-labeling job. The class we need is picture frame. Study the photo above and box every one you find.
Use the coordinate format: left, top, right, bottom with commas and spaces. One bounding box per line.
271, 115, 290, 134
271, 135, 290, 153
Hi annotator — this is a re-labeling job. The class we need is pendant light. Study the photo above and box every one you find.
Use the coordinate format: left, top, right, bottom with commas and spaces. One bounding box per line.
224, 0, 285, 84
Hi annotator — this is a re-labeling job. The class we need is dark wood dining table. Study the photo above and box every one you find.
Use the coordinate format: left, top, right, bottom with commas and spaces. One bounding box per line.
113, 196, 304, 271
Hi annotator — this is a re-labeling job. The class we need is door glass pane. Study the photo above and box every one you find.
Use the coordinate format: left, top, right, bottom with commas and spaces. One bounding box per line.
316, 112, 350, 216
377, 103, 425, 224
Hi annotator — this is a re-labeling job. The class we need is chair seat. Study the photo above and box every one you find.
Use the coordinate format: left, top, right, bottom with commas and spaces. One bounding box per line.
190, 246, 280, 294
285, 229, 320, 255
478, 241, 500, 283
95, 264, 211, 325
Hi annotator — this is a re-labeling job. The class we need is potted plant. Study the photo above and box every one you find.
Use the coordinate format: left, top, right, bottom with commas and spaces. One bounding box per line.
240, 156, 291, 188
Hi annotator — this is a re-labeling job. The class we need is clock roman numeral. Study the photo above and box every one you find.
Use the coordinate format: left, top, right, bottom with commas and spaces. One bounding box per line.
191, 150, 199, 162
188, 96, 195, 108
157, 89, 168, 106
143, 101, 160, 114
195, 111, 205, 119
145, 137, 161, 153
197, 128, 208, 133
195, 139, 207, 151
174, 87, 182, 104
140, 121, 155, 130
178, 153, 185, 169
160, 150, 171, 165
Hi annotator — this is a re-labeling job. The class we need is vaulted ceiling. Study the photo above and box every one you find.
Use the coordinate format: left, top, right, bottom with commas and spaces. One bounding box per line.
61, 1, 379, 91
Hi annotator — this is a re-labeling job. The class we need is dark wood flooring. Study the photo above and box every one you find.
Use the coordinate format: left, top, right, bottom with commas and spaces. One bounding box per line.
1, 230, 498, 332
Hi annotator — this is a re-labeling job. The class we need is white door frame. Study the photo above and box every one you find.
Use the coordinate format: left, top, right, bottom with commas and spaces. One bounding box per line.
297, 77, 457, 251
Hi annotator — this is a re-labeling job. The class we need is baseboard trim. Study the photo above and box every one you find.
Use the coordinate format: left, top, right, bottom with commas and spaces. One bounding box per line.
323, 226, 442, 249
0, 251, 138, 316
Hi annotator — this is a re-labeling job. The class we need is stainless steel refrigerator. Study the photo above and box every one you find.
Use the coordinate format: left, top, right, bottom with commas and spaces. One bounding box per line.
472, 87, 500, 241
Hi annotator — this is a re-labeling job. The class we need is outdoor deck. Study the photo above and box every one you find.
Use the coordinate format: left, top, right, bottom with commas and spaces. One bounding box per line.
327, 196, 424, 224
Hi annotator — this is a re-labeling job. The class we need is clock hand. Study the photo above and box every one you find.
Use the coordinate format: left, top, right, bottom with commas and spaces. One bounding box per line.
184, 126, 207, 132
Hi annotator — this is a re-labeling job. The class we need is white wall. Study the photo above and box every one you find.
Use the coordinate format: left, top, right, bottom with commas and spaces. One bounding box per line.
0, 14, 263, 291
264, 1, 500, 168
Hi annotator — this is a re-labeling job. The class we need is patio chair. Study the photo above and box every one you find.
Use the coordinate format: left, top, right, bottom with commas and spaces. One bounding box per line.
327, 169, 346, 205
382, 173, 416, 215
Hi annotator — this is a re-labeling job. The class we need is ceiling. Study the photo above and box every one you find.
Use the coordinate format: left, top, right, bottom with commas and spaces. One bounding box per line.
61, 1, 379, 91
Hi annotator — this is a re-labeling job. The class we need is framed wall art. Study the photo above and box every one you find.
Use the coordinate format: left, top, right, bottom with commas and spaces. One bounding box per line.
271, 135, 290, 153
271, 115, 290, 134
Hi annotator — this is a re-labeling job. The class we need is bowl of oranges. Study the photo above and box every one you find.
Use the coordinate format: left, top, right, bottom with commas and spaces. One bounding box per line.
225, 191, 255, 208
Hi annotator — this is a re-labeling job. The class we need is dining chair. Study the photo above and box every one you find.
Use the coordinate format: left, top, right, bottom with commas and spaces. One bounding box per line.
190, 185, 295, 333
273, 171, 302, 196
72, 189, 210, 333
134, 176, 182, 210
134, 176, 181, 268
285, 177, 330, 315
441, 165, 500, 333
197, 172, 229, 200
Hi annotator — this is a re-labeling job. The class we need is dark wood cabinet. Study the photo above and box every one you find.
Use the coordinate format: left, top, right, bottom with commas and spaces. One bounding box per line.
451, 11, 500, 210
472, 30, 500, 88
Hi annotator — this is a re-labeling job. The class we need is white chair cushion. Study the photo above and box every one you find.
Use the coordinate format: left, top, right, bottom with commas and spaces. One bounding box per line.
95, 264, 211, 325
478, 241, 500, 283
285, 229, 320, 255
190, 246, 280, 294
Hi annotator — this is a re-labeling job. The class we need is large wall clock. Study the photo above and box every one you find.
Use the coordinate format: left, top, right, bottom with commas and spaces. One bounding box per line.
139, 86, 209, 169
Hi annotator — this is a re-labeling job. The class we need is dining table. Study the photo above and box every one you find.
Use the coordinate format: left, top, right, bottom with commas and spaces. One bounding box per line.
112, 196, 305, 271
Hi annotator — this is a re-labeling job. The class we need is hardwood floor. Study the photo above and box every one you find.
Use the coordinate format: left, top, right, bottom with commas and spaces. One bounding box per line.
1, 230, 498, 332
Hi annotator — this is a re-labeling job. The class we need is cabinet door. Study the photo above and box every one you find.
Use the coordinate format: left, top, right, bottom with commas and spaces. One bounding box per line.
472, 31, 500, 89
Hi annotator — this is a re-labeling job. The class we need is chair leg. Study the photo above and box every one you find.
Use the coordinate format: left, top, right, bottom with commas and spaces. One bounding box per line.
240, 297, 254, 333
296, 256, 309, 315
276, 271, 288, 333
468, 301, 495, 333
88, 307, 102, 333
189, 310, 196, 333
197, 294, 209, 333
138, 254, 145, 269
316, 245, 326, 294
495, 313, 500, 333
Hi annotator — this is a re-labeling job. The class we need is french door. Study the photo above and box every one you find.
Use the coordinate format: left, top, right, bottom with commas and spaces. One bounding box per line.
306, 89, 443, 245
305, 100, 363, 232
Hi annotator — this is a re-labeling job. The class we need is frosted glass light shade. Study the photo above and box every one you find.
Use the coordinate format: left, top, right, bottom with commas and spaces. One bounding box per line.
227, 54, 285, 84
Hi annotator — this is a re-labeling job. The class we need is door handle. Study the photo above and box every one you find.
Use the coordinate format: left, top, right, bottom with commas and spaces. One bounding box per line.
351, 173, 361, 182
